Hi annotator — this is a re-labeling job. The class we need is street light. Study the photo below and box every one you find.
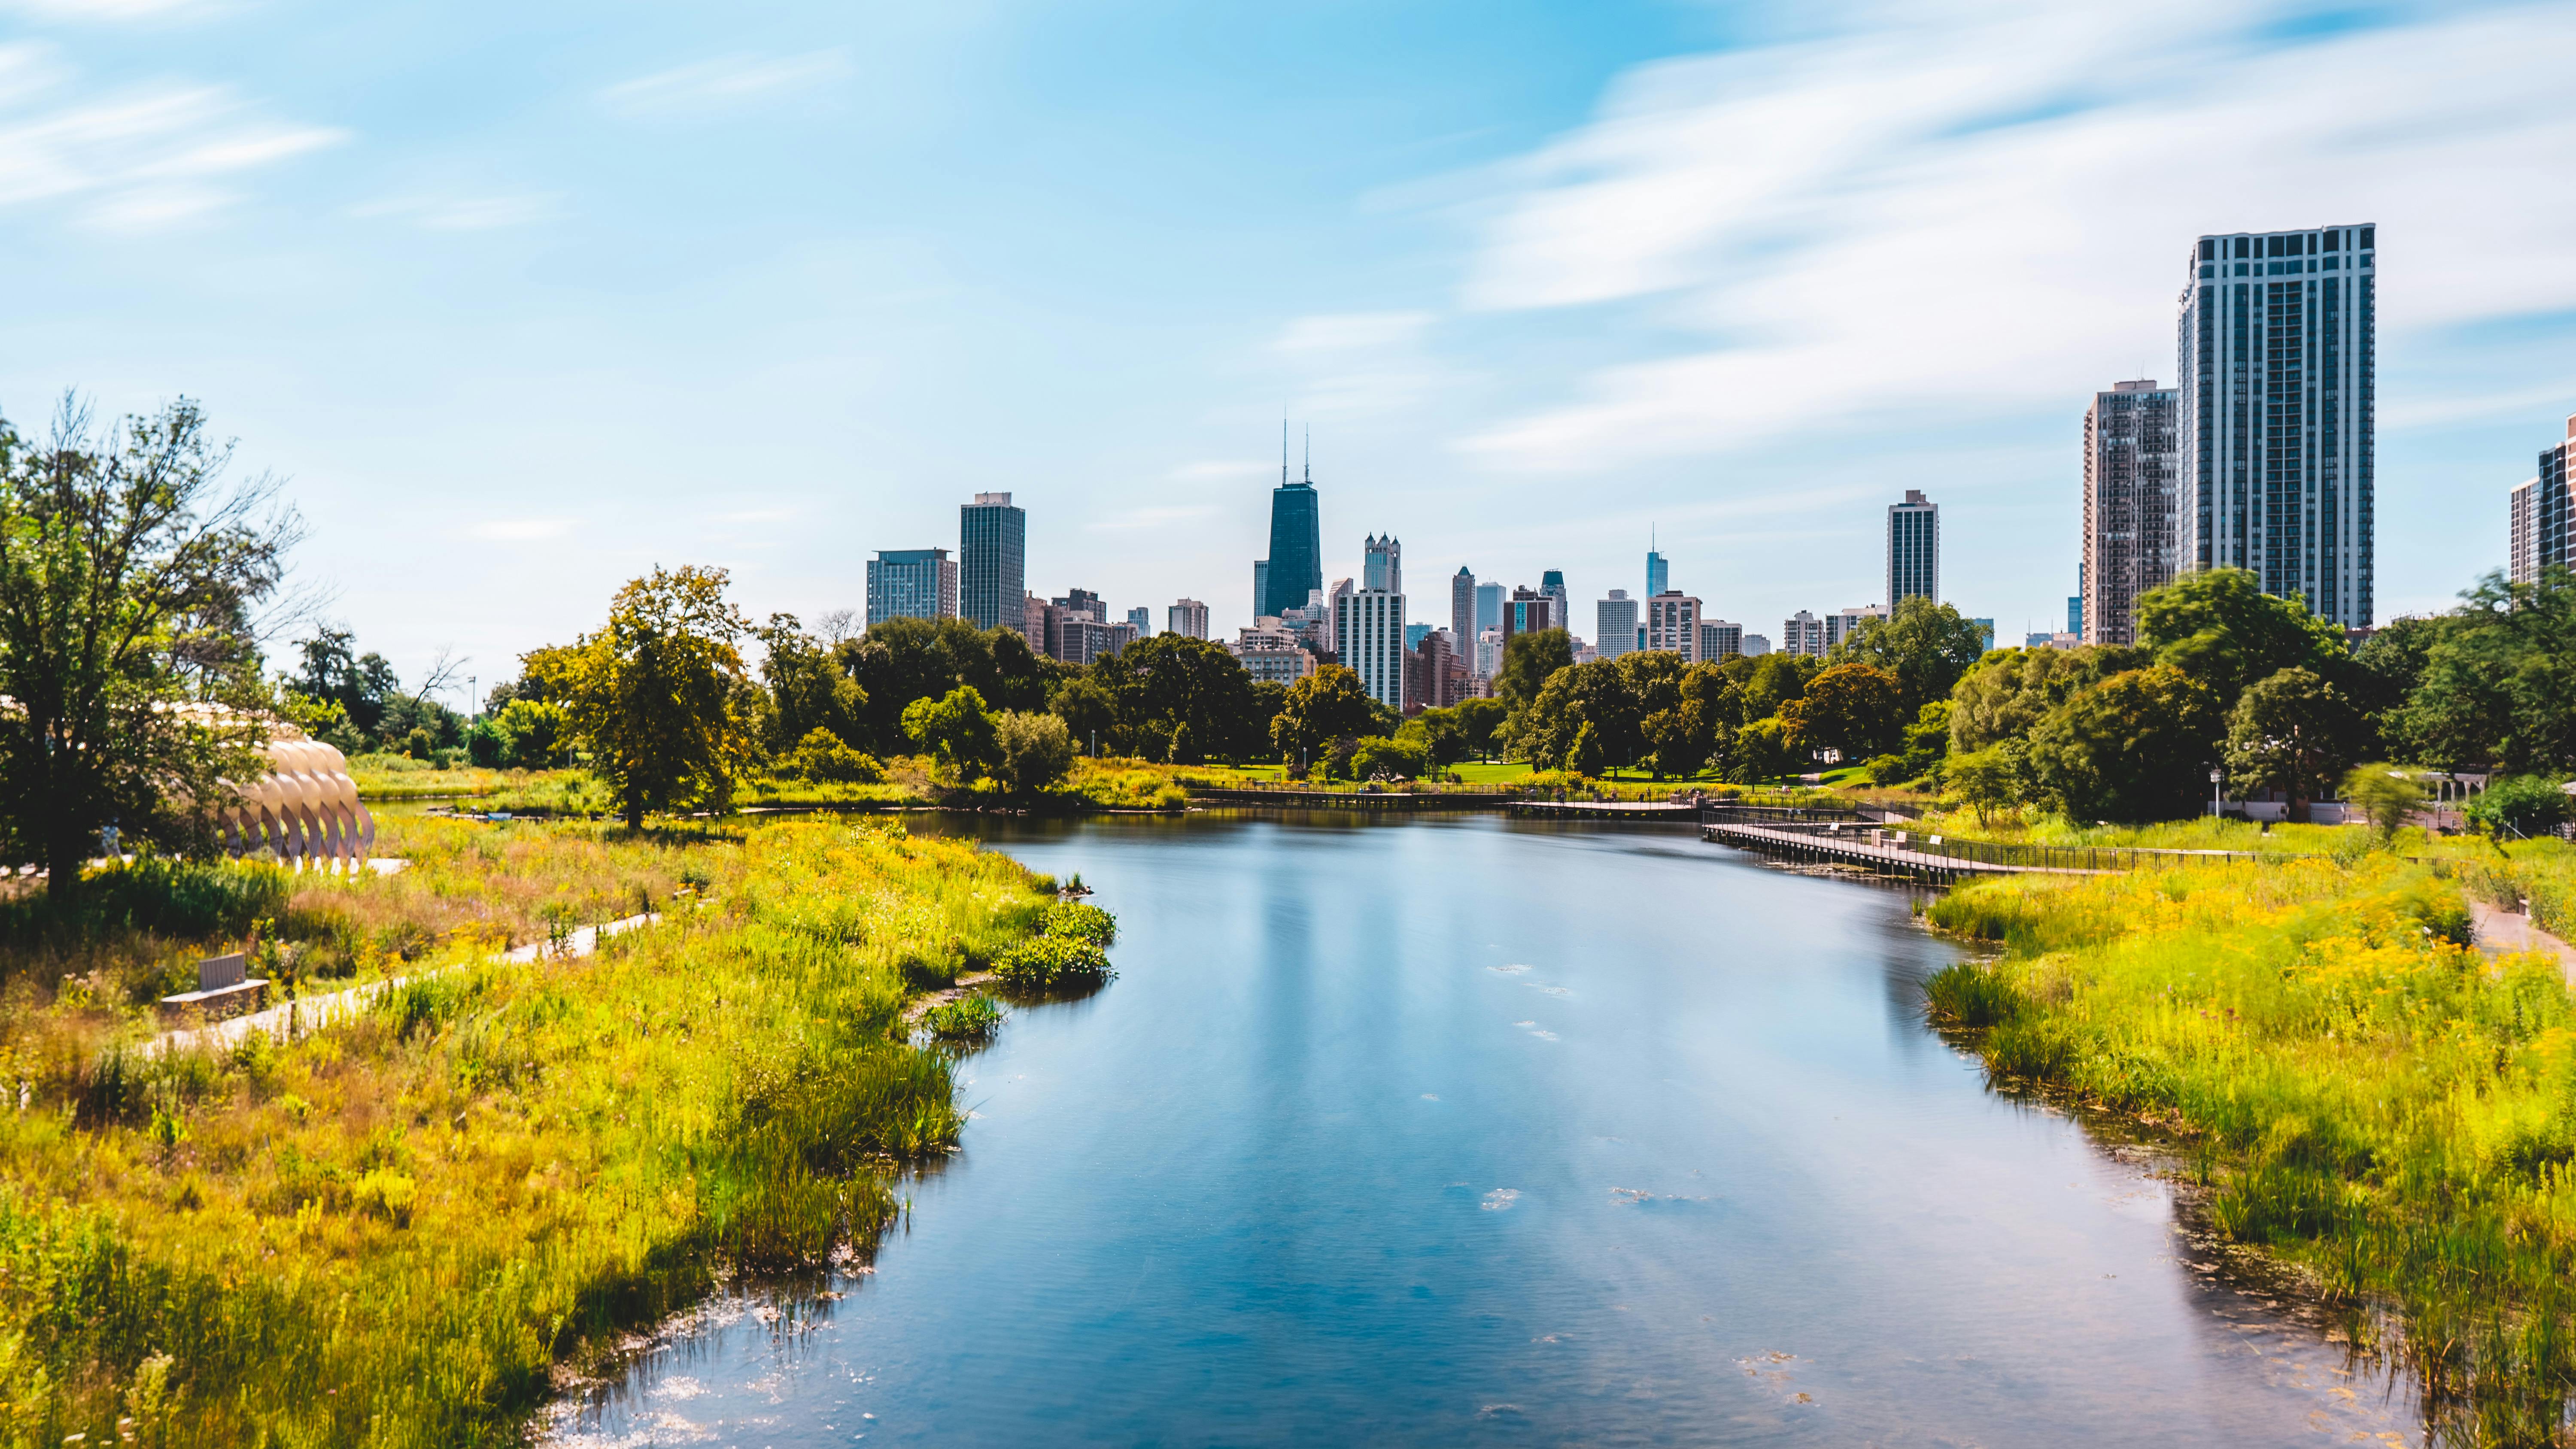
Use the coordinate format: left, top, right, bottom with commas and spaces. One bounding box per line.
2210, 767, 2224, 818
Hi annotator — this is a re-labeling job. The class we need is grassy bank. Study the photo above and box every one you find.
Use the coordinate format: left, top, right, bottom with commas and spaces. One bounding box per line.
0, 814, 1087, 1447
1925, 852, 2576, 1444
348, 757, 588, 802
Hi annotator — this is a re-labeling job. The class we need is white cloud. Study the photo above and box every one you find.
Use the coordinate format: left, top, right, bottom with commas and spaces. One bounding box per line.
600, 51, 852, 118
1454, 2, 2576, 471
352, 191, 560, 231
0, 78, 343, 229
1272, 309, 1446, 419
471, 518, 574, 543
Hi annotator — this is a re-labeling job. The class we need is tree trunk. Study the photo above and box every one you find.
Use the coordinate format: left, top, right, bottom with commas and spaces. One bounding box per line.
2288, 793, 2311, 824
46, 831, 85, 907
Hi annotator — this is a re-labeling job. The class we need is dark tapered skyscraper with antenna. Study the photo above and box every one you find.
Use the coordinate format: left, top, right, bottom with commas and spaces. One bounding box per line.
1262, 429, 1322, 619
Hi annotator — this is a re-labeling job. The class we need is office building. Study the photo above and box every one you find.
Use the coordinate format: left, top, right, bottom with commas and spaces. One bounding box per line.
1236, 630, 1313, 682
2178, 224, 2377, 627
1126, 606, 1151, 635
959, 493, 1025, 632
1824, 605, 1885, 652
1451, 568, 1476, 658
1644, 591, 1701, 660
1887, 491, 1938, 607
1742, 633, 1773, 657
1404, 628, 1468, 715
2082, 381, 2178, 645
1781, 611, 1826, 657
1262, 461, 1323, 618
1646, 541, 1668, 601
1336, 587, 1407, 712
1540, 570, 1571, 640
1501, 586, 1555, 641
1698, 619, 1744, 660
1970, 617, 1996, 652
1252, 561, 1270, 621
1474, 582, 1503, 635
1364, 534, 1403, 594
2509, 413, 2576, 584
1168, 598, 1210, 640
1476, 626, 1503, 679
866, 548, 958, 627
1595, 590, 1638, 659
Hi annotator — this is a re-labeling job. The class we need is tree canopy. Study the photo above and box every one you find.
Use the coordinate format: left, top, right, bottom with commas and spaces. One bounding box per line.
2136, 567, 2349, 707
556, 565, 756, 828
1832, 597, 1990, 714
1493, 627, 1574, 712
2381, 569, 2576, 774
1271, 664, 1381, 773
844, 617, 1054, 754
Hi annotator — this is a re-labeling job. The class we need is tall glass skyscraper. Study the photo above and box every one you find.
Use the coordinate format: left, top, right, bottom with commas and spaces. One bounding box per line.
1262, 478, 1321, 618
1646, 545, 1667, 600
2178, 224, 2376, 627
1886, 490, 1938, 606
959, 492, 1025, 633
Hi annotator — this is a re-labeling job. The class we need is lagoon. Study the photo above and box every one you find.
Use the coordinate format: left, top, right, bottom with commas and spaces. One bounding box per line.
553, 812, 2407, 1446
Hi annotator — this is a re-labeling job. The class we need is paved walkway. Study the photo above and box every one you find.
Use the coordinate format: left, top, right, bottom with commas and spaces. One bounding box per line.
152, 911, 660, 1057
2471, 900, 2576, 982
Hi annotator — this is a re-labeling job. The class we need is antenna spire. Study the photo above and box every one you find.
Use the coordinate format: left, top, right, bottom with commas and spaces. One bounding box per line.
1281, 418, 1288, 486
1303, 426, 1311, 484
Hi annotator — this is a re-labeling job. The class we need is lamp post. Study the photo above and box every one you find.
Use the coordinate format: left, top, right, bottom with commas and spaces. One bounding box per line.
2210, 767, 2224, 819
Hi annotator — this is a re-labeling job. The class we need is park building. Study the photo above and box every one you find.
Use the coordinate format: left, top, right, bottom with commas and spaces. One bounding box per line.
2509, 412, 2576, 585
959, 493, 1025, 632
1595, 590, 1638, 659
1644, 591, 1701, 661
2178, 224, 2378, 628
866, 548, 958, 627
2082, 381, 2179, 645
1336, 586, 1407, 711
1168, 598, 1210, 639
1780, 611, 1826, 657
1887, 491, 1938, 606
1697, 619, 1744, 660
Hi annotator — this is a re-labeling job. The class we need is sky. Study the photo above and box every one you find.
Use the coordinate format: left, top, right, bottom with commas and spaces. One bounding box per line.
4, 0, 2574, 704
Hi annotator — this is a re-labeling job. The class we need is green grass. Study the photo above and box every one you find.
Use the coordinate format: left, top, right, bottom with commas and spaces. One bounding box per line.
1927, 854, 2576, 1444
349, 761, 585, 801
0, 814, 1059, 1446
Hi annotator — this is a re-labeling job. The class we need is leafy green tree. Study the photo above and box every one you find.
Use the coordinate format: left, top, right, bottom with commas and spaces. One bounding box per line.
2385, 568, 2576, 773
2026, 665, 2220, 823
993, 710, 1075, 794
2135, 567, 2350, 709
1568, 721, 1604, 777
1642, 663, 1739, 780
1781, 662, 1904, 763
2342, 763, 2427, 844
1349, 734, 1431, 781
2349, 613, 2444, 748
1452, 696, 1507, 762
757, 613, 866, 757
784, 727, 882, 784
2221, 667, 2366, 822
557, 565, 757, 828
291, 627, 402, 739
1271, 664, 1380, 774
1085, 634, 1258, 763
1494, 627, 1574, 712
0, 396, 291, 894
1731, 716, 1806, 783
1948, 645, 2138, 753
2465, 775, 2571, 841
1724, 651, 1819, 723
902, 685, 1001, 784
844, 617, 1055, 753
494, 698, 568, 770
1514, 658, 1638, 771
1834, 597, 1992, 714
1944, 739, 2031, 825
1396, 707, 1469, 770
1048, 675, 1117, 756
1866, 700, 1952, 785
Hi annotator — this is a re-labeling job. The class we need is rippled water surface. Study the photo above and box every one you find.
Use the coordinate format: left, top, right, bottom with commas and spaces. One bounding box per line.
555, 812, 2409, 1447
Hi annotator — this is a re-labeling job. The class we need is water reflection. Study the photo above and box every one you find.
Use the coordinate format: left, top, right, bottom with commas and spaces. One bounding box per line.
551, 812, 2413, 1447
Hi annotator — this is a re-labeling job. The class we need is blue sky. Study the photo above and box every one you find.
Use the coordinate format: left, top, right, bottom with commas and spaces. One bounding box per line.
4, 0, 2573, 702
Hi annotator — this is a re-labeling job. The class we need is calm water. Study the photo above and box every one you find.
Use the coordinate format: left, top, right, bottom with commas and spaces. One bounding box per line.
552, 813, 2410, 1447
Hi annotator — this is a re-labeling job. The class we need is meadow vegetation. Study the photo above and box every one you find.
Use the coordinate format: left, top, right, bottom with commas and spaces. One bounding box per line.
0, 812, 1067, 1447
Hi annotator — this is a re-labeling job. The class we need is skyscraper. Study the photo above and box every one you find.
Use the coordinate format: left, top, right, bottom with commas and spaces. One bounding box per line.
1595, 590, 1638, 659
1262, 451, 1323, 618
1336, 585, 1406, 712
1474, 582, 1503, 636
1450, 567, 1476, 663
1168, 599, 1210, 640
2082, 381, 2178, 645
959, 493, 1025, 632
1252, 561, 1270, 621
2178, 224, 2376, 627
1645, 591, 1700, 661
1698, 619, 1744, 660
1887, 491, 1938, 606
1540, 570, 1571, 640
1364, 534, 1402, 594
1781, 611, 1826, 657
1126, 606, 1152, 635
2509, 413, 2575, 585
1646, 538, 1668, 600
866, 549, 959, 626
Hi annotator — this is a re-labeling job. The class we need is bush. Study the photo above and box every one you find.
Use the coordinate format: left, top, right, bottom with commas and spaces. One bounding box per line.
1922, 961, 2022, 1027
918, 993, 1003, 1045
2467, 775, 2572, 840
0, 856, 289, 949
993, 711, 1076, 794
785, 728, 883, 784
992, 934, 1113, 991
1040, 900, 1117, 945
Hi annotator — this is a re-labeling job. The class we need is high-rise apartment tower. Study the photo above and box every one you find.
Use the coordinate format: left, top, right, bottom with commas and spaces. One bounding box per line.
2510, 413, 2576, 585
959, 493, 1025, 632
2082, 381, 2179, 645
1887, 491, 1938, 607
1595, 590, 1638, 659
2178, 224, 2377, 627
1168, 599, 1210, 640
866, 549, 958, 627
1336, 588, 1407, 712
1364, 534, 1402, 594
1450, 568, 1476, 664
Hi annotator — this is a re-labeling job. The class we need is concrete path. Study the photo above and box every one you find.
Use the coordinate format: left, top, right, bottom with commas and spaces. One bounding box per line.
151, 911, 659, 1057
2471, 900, 2576, 982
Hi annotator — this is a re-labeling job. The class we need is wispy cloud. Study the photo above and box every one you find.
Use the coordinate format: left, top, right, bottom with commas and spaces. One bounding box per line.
471, 518, 573, 543
0, 74, 344, 230
352, 191, 560, 231
600, 50, 851, 118
1272, 309, 1446, 419
1453, 1, 2576, 472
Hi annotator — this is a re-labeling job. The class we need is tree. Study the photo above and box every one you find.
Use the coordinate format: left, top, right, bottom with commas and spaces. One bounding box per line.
2465, 775, 2571, 841
757, 613, 866, 757
0, 396, 293, 895
1948, 645, 2137, 753
2025, 666, 2220, 823
2221, 667, 2366, 822
1271, 665, 1380, 774
1349, 735, 1430, 781
1085, 634, 1259, 762
1732, 717, 1806, 783
2342, 764, 2427, 845
844, 617, 1056, 753
1494, 627, 1574, 712
492, 698, 568, 769
2385, 569, 2576, 774
1945, 740, 2031, 825
1866, 699, 1952, 786
1641, 663, 1739, 780
1782, 662, 1904, 763
1568, 721, 1604, 777
993, 710, 1075, 794
1514, 658, 1641, 771
1452, 696, 1507, 763
1048, 676, 1117, 757
902, 685, 1001, 784
1396, 708, 1469, 770
1835, 597, 1991, 715
784, 727, 882, 784
2135, 567, 2350, 709
557, 565, 756, 828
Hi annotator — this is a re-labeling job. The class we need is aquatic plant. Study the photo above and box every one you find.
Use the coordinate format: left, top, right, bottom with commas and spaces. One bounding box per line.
991, 934, 1113, 992
1040, 900, 1118, 946
918, 992, 1004, 1046
1920, 961, 2020, 1028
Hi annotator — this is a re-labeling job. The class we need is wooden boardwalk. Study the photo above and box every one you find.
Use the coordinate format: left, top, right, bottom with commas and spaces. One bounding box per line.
1703, 822, 2110, 879
1510, 800, 1701, 821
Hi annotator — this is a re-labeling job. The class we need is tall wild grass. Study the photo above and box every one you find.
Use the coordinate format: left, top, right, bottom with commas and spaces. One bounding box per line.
0, 815, 1055, 1447
1929, 855, 2576, 1445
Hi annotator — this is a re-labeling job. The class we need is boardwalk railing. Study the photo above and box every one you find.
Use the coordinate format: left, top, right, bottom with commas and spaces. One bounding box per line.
1706, 816, 2315, 876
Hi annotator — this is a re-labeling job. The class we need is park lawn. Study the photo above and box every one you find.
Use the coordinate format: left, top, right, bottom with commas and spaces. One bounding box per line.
1926, 847, 2576, 1443
1449, 761, 1533, 785
0, 813, 1060, 1448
